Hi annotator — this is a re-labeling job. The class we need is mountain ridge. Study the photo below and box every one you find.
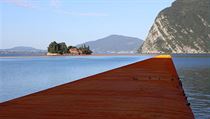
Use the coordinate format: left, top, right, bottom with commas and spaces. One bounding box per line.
0, 46, 45, 52
0, 46, 46, 56
77, 35, 143, 54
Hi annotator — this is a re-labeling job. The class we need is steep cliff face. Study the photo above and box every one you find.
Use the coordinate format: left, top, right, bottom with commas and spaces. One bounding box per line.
139, 0, 210, 53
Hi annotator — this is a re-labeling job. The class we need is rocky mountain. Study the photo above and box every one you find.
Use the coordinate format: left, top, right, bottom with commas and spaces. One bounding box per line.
139, 0, 210, 53
77, 35, 143, 54
0, 46, 46, 56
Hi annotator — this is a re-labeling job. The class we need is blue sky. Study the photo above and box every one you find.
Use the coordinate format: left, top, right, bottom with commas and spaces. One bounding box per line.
0, 0, 174, 49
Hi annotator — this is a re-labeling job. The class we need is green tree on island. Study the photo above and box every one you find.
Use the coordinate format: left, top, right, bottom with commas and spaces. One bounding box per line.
58, 42, 68, 54
79, 44, 93, 55
48, 41, 68, 54
48, 41, 59, 53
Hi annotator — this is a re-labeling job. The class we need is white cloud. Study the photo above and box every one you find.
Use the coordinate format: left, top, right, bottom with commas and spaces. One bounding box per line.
1, 0, 109, 17
49, 0, 108, 17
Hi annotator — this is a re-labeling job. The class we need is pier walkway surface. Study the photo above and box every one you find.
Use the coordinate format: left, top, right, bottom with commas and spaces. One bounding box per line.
0, 55, 194, 119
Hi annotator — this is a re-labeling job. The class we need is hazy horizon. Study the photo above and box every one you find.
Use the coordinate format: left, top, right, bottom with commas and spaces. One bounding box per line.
1, 0, 174, 50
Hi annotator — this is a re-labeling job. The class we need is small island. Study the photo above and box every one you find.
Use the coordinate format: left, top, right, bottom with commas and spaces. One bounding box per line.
47, 41, 92, 56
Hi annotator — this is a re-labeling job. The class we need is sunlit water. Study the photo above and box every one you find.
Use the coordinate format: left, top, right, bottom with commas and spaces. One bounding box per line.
0, 55, 209, 119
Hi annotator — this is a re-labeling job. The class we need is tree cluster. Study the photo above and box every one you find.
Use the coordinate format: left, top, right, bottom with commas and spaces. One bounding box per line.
48, 41, 68, 54
48, 41, 92, 55
79, 44, 93, 55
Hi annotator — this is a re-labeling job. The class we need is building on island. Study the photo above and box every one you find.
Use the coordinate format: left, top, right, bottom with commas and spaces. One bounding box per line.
69, 47, 83, 55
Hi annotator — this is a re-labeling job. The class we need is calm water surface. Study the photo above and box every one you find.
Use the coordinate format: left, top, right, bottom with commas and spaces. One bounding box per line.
0, 56, 151, 102
0, 55, 209, 119
173, 55, 210, 119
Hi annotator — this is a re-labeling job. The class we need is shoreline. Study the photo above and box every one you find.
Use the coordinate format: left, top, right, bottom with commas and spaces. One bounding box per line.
0, 53, 210, 59
0, 54, 153, 58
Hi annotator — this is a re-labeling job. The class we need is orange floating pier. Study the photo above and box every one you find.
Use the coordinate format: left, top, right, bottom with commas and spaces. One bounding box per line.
0, 55, 194, 119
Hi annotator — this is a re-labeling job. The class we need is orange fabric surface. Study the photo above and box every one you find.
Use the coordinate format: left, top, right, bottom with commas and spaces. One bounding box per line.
0, 57, 194, 119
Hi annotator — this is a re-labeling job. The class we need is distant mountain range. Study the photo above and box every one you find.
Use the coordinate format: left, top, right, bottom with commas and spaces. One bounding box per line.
0, 35, 143, 56
0, 46, 45, 52
77, 35, 143, 54
0, 46, 46, 56
2, 1, 209, 55
138, 0, 210, 53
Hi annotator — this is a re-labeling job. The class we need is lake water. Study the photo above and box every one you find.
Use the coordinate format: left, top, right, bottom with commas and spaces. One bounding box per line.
0, 55, 209, 119
0, 56, 151, 102
173, 55, 210, 119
